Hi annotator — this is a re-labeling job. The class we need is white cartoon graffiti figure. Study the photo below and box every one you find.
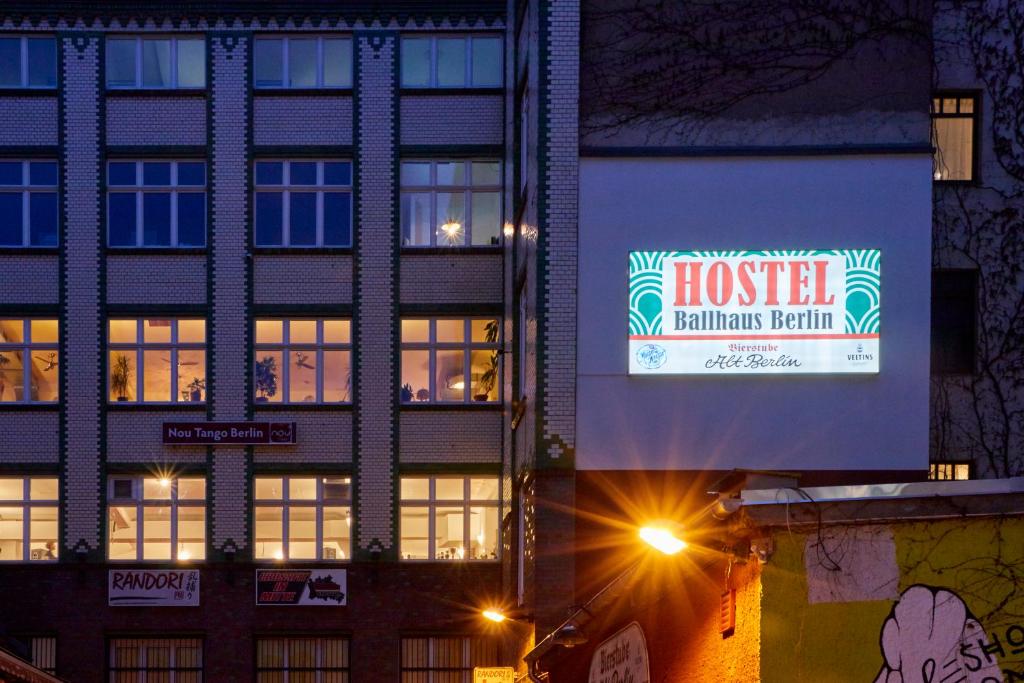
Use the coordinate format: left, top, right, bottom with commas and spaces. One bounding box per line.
875, 584, 1004, 683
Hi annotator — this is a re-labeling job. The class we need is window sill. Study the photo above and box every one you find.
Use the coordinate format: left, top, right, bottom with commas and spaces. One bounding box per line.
106, 247, 207, 255
400, 403, 501, 411
106, 403, 207, 411
105, 88, 207, 97
934, 179, 980, 187
400, 87, 504, 96
0, 247, 59, 255
0, 403, 59, 411
254, 88, 353, 97
253, 403, 353, 411
397, 559, 501, 564
0, 88, 57, 97
252, 247, 353, 256
400, 246, 503, 255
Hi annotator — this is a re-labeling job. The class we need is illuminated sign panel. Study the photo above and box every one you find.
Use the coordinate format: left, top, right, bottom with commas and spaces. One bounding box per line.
628, 250, 880, 374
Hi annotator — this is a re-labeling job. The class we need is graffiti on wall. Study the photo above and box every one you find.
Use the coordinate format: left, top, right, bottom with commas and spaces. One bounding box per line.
875, 585, 1024, 683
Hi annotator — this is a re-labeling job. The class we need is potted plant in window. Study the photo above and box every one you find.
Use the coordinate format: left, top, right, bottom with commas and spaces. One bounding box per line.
473, 320, 501, 402
254, 356, 278, 402
400, 382, 414, 403
182, 377, 205, 403
111, 353, 132, 402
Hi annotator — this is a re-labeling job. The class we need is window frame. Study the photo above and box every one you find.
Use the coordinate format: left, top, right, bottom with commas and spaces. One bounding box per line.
0, 318, 60, 405
0, 36, 57, 89
932, 91, 980, 184
400, 636, 499, 683
106, 160, 208, 248
106, 475, 206, 562
107, 318, 207, 404
400, 160, 503, 248
399, 34, 504, 88
252, 318, 353, 404
399, 475, 500, 562
253, 160, 354, 248
929, 461, 974, 481
105, 36, 207, 90
253, 475, 353, 562
108, 638, 204, 682
253, 35, 353, 89
0, 160, 59, 248
255, 636, 351, 682
0, 476, 59, 563
400, 317, 502, 404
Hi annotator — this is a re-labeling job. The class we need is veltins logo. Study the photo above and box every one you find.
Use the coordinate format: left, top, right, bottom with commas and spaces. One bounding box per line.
847, 343, 874, 364
636, 344, 667, 370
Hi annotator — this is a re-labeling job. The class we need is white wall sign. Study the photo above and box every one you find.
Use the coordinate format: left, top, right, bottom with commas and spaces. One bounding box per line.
588, 622, 650, 683
629, 250, 880, 374
108, 569, 199, 606
255, 568, 347, 606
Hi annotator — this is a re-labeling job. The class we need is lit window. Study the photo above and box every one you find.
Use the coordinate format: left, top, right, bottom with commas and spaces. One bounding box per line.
401, 318, 501, 403
399, 476, 499, 561
254, 161, 353, 247
0, 161, 59, 247
107, 161, 207, 248
0, 36, 56, 88
400, 637, 498, 682
929, 462, 972, 481
107, 476, 206, 561
400, 160, 502, 247
932, 94, 977, 182
0, 476, 58, 562
0, 319, 59, 404
106, 37, 206, 89
400, 36, 502, 88
108, 318, 206, 404
253, 319, 352, 404
931, 270, 976, 375
254, 36, 352, 88
254, 476, 352, 561
109, 638, 203, 682
256, 637, 349, 682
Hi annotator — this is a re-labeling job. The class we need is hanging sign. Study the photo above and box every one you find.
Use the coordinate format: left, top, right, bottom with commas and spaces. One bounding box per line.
163, 421, 296, 445
255, 568, 347, 606
588, 622, 650, 683
628, 250, 880, 374
108, 569, 199, 606
473, 667, 515, 683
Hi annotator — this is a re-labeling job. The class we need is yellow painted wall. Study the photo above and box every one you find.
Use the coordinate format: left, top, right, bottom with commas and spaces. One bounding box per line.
760, 517, 1024, 682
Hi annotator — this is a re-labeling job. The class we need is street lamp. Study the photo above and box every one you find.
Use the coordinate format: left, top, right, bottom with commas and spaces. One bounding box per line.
639, 525, 686, 555
480, 608, 533, 623
482, 609, 506, 623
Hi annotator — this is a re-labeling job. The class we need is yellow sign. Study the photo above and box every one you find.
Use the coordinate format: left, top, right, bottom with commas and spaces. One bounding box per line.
473, 667, 515, 683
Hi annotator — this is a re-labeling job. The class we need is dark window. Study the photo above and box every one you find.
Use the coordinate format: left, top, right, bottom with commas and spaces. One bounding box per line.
0, 161, 59, 247
108, 638, 203, 682
256, 637, 350, 682
932, 94, 978, 182
931, 270, 977, 374
400, 637, 498, 683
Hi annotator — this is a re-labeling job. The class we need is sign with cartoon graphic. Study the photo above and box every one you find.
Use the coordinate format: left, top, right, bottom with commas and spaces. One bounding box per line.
628, 250, 880, 374
255, 569, 346, 606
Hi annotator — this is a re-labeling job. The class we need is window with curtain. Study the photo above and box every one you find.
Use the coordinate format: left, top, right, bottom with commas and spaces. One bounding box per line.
109, 638, 203, 683
256, 637, 350, 682
400, 637, 498, 683
254, 36, 352, 88
932, 94, 978, 182
106, 37, 205, 89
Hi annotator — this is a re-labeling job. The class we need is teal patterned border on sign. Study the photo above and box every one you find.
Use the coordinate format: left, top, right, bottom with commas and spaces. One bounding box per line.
628, 250, 881, 336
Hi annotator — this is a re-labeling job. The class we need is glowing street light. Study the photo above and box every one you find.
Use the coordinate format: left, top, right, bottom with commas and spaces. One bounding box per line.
482, 609, 507, 623
639, 526, 687, 555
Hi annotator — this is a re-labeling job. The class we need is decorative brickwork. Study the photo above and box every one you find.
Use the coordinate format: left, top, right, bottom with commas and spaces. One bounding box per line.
253, 255, 354, 305
0, 412, 60, 463
539, 0, 579, 463
400, 95, 503, 146
399, 254, 503, 304
106, 96, 207, 146
254, 96, 353, 147
354, 32, 398, 557
208, 33, 251, 555
60, 33, 103, 556
105, 412, 207, 463
0, 97, 58, 145
106, 255, 208, 305
399, 411, 502, 463
252, 411, 353, 464
1, 256, 60, 304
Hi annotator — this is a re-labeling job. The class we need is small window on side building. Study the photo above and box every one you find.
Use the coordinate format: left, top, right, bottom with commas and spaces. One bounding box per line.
932, 94, 978, 182
929, 462, 972, 481
931, 270, 976, 374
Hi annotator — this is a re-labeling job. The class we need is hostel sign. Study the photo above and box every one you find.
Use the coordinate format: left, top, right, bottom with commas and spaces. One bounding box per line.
628, 250, 880, 374
162, 421, 296, 445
